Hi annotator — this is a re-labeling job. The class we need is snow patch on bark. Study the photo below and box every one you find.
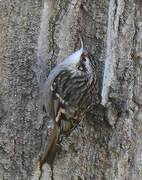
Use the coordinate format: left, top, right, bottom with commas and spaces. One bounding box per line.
37, 1, 53, 62
101, 0, 125, 106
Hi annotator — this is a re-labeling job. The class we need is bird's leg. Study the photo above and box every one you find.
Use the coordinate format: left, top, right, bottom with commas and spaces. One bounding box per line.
55, 108, 66, 123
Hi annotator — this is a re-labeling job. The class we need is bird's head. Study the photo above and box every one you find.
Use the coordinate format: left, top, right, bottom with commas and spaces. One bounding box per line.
61, 38, 93, 75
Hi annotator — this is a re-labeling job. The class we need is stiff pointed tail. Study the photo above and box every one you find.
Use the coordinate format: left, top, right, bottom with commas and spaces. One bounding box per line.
40, 127, 60, 167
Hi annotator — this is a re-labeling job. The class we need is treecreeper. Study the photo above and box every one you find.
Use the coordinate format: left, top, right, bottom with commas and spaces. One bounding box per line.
38, 38, 96, 167
33, 0, 98, 173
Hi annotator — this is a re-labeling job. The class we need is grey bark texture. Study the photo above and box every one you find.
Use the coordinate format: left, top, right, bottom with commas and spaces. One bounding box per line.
0, 0, 142, 180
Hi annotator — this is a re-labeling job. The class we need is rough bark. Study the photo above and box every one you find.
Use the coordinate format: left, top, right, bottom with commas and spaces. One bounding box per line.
0, 0, 142, 180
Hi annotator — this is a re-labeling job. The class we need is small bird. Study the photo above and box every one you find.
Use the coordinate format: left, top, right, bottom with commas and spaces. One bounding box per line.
38, 38, 96, 167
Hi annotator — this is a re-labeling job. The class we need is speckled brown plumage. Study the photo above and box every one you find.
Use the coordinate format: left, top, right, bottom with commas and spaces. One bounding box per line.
38, 40, 96, 167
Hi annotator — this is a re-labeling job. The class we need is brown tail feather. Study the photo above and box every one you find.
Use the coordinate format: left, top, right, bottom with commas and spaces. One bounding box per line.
40, 127, 60, 166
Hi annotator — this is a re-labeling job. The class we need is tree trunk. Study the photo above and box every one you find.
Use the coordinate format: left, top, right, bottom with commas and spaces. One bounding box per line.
0, 0, 142, 180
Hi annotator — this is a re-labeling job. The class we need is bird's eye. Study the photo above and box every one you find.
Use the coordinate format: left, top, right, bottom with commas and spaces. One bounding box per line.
77, 56, 88, 71
82, 57, 87, 62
